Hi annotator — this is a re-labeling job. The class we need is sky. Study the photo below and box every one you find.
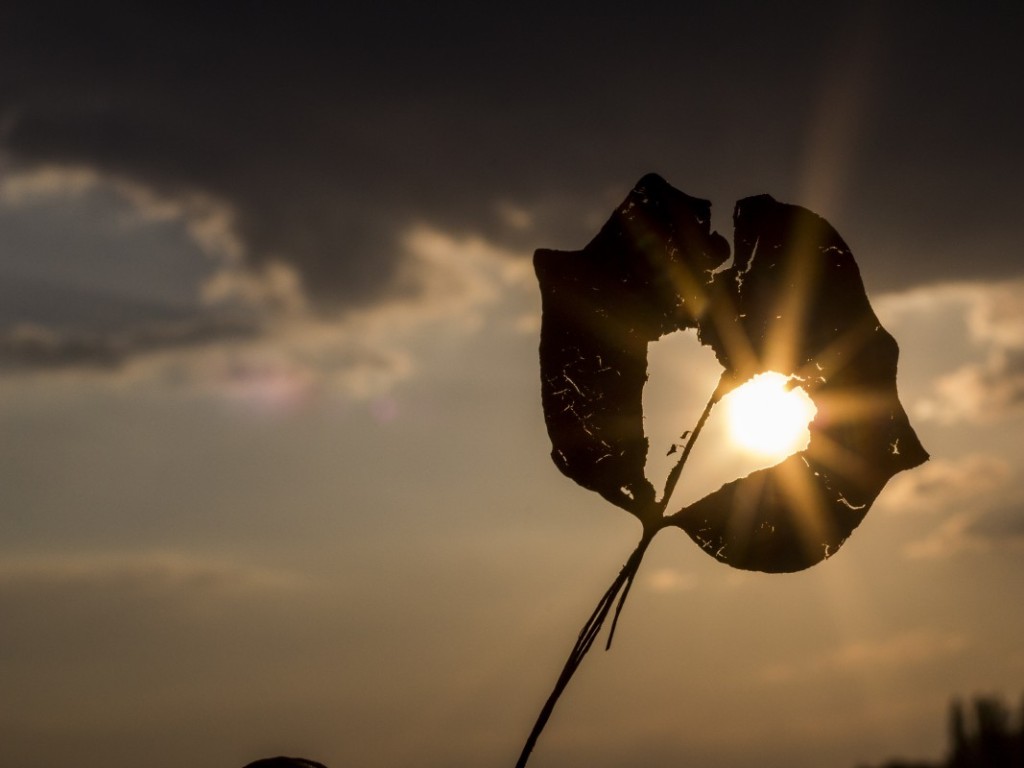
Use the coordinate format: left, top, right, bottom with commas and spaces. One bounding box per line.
1, 3, 1023, 767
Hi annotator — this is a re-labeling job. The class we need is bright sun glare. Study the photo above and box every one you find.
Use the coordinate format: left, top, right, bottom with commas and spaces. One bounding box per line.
724, 371, 817, 458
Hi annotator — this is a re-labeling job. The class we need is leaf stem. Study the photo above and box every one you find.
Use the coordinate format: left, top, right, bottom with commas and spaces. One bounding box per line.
514, 530, 654, 768
658, 372, 727, 513
515, 374, 729, 768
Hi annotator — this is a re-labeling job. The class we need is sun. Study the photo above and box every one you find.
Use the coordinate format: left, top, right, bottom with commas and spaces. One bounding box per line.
723, 371, 817, 458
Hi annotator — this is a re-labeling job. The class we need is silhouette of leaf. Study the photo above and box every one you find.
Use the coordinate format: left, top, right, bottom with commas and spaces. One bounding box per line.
668, 192, 929, 571
535, 174, 927, 569
535, 174, 729, 519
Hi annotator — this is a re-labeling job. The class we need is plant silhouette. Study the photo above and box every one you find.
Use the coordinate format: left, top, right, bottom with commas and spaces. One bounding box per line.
517, 174, 929, 767
859, 693, 1024, 768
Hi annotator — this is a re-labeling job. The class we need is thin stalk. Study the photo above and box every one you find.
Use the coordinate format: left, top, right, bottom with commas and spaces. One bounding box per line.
516, 375, 728, 768
658, 373, 727, 511
514, 530, 654, 768
607, 379, 723, 650
604, 565, 638, 651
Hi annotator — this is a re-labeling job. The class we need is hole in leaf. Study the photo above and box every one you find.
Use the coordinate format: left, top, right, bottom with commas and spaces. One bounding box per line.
670, 373, 816, 510
644, 334, 819, 514
642, 329, 720, 494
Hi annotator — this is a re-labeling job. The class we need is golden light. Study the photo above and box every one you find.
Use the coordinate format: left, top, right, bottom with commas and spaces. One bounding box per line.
723, 371, 817, 458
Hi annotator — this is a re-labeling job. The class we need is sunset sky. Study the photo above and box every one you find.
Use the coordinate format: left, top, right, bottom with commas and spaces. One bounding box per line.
2, 4, 1023, 768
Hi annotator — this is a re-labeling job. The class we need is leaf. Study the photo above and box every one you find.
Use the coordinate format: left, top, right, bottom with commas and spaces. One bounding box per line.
669, 193, 928, 571
535, 173, 729, 518
535, 174, 928, 571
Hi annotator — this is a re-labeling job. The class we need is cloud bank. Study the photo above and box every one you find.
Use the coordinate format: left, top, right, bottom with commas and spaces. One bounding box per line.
762, 629, 968, 683
2, 3, 1022, 312
0, 163, 535, 399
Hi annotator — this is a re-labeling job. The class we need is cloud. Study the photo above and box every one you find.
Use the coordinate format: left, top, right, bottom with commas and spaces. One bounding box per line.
0, 163, 101, 202
0, 552, 304, 599
198, 223, 536, 402
241, 224, 535, 400
0, 7, 563, 310
919, 281, 1024, 424
0, 215, 535, 404
0, 162, 244, 262
2, 3, 1023, 315
965, 282, 1024, 349
0, 163, 265, 370
919, 349, 1024, 424
966, 502, 1024, 541
876, 454, 1011, 516
200, 261, 308, 316
904, 503, 1024, 560
3, 8, 1022, 405
0, 316, 261, 371
644, 567, 698, 594
903, 513, 985, 560
762, 629, 967, 683
0, 155, 535, 397
876, 280, 1024, 424
872, 453, 1024, 560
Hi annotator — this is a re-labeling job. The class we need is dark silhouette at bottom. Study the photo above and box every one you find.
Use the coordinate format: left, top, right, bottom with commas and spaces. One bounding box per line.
859, 694, 1024, 768
243, 757, 328, 768
235, 694, 1023, 768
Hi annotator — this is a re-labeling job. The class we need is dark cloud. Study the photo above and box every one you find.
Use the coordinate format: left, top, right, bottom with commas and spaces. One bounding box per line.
0, 180, 214, 322
0, 315, 260, 371
2, 2, 1022, 315
968, 503, 1024, 542
906, 500, 1024, 560
968, 347, 1024, 412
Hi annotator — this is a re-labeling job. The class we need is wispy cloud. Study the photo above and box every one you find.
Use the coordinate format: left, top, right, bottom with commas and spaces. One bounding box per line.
904, 503, 1024, 560
0, 316, 262, 371
920, 349, 1024, 424
0, 552, 304, 594
761, 629, 968, 683
0, 162, 244, 261
876, 454, 1011, 517
878, 280, 1024, 424
872, 454, 1023, 560
644, 567, 698, 594
187, 224, 536, 402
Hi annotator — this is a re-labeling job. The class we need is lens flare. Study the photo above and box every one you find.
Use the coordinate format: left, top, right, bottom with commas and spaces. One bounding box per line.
724, 371, 817, 458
